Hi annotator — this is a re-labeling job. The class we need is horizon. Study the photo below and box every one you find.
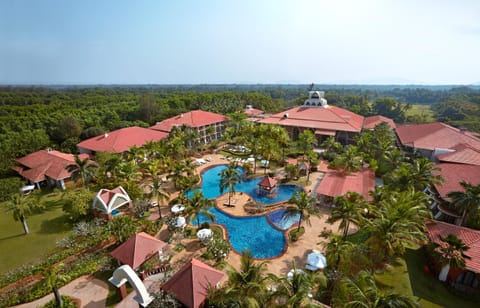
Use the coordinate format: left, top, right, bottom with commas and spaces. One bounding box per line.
1, 0, 480, 85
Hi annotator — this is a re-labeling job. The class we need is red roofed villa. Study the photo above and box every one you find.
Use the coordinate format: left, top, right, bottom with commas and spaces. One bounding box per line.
150, 110, 229, 144
396, 122, 480, 160
77, 126, 168, 154
362, 115, 396, 130
161, 258, 224, 308
426, 220, 480, 290
13, 149, 92, 190
315, 168, 376, 204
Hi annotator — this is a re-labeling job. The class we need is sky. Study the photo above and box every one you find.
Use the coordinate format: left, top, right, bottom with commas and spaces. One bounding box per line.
1, 0, 479, 85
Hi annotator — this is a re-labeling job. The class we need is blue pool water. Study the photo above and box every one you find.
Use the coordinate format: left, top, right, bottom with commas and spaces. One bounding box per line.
194, 207, 286, 258
187, 165, 302, 204
268, 209, 301, 230
111, 209, 120, 216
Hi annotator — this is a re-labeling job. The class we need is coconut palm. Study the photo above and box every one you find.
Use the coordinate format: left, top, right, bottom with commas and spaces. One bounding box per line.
447, 181, 480, 226
328, 192, 367, 239
322, 232, 355, 270
219, 162, 242, 207
66, 154, 97, 188
431, 234, 471, 281
4, 193, 43, 235
297, 129, 317, 157
332, 271, 418, 308
149, 177, 170, 219
283, 191, 319, 232
186, 191, 215, 227
385, 158, 442, 192
118, 160, 142, 183
329, 145, 363, 174
41, 264, 68, 307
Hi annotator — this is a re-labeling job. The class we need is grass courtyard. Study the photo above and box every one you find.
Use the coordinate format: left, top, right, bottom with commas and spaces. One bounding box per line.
0, 194, 72, 274
376, 248, 479, 308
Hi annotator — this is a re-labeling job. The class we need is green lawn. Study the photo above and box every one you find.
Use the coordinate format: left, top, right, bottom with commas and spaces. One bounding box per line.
405, 104, 435, 123
0, 194, 73, 274
375, 248, 479, 308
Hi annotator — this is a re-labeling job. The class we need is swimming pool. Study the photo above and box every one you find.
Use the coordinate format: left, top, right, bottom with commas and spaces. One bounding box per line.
268, 208, 301, 230
188, 165, 302, 204
194, 207, 287, 258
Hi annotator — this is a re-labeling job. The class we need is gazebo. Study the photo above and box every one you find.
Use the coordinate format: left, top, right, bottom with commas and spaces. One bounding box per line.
257, 176, 278, 196
92, 186, 131, 215
161, 258, 224, 308
110, 232, 167, 270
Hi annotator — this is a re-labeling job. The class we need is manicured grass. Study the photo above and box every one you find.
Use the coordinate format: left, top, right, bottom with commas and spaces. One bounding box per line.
405, 104, 435, 122
375, 248, 479, 308
0, 194, 73, 274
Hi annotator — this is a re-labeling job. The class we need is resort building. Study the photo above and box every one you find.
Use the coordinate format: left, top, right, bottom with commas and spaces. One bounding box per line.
259, 91, 394, 145
425, 163, 480, 225
150, 110, 229, 144
77, 126, 168, 155
12, 149, 92, 190
396, 122, 480, 160
363, 115, 396, 130
244, 105, 264, 121
426, 220, 480, 290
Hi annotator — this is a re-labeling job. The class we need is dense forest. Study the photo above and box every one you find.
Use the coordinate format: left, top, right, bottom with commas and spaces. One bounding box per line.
1, 85, 479, 178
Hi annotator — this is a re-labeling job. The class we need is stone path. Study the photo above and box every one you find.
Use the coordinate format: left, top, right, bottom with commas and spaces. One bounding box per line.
14, 275, 109, 308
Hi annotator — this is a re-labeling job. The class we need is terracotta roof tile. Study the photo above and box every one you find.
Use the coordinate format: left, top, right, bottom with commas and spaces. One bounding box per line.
258, 176, 277, 188
258, 105, 364, 133
363, 115, 396, 130
437, 143, 480, 166
433, 163, 480, 199
77, 126, 168, 153
426, 220, 480, 273
110, 232, 167, 269
161, 258, 224, 308
150, 110, 229, 133
244, 108, 264, 116
396, 122, 480, 151
316, 168, 375, 200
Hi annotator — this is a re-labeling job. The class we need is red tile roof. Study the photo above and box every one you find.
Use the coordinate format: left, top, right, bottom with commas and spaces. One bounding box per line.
437, 143, 480, 166
433, 163, 480, 200
396, 122, 480, 151
258, 176, 277, 188
363, 115, 396, 130
244, 108, 264, 116
110, 232, 167, 269
426, 220, 480, 273
77, 126, 168, 153
316, 168, 375, 200
14, 150, 90, 183
258, 105, 364, 133
150, 110, 229, 133
161, 258, 224, 308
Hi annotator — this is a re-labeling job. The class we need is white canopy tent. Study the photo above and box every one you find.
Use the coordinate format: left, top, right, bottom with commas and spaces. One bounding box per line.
92, 186, 131, 214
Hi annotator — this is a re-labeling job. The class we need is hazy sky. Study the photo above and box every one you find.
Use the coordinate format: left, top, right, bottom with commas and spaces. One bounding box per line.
1, 0, 479, 84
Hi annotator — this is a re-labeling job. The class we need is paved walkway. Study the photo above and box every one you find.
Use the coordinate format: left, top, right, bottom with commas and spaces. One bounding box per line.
14, 275, 109, 308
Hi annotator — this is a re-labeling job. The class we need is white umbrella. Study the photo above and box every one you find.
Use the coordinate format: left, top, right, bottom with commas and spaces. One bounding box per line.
197, 228, 213, 244
175, 216, 186, 228
306, 251, 327, 271
171, 204, 185, 214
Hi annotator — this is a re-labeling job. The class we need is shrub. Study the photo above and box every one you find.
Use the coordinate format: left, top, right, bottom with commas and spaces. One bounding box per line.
104, 215, 137, 243
62, 189, 94, 222
0, 177, 23, 202
289, 226, 305, 242
41, 295, 77, 308
206, 237, 230, 262
149, 290, 181, 308
199, 222, 210, 230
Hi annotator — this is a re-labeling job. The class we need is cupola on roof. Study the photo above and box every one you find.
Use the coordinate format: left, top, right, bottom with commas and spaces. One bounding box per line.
304, 91, 328, 107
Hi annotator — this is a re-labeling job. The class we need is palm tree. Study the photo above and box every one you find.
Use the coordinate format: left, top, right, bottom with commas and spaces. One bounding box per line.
5, 193, 43, 235
219, 162, 242, 207
149, 177, 170, 219
330, 145, 363, 174
385, 158, 442, 192
269, 263, 326, 308
297, 129, 317, 157
66, 154, 97, 188
118, 160, 142, 183
283, 191, 319, 232
41, 264, 67, 307
186, 191, 215, 227
447, 181, 480, 226
328, 192, 366, 239
432, 234, 471, 281
322, 232, 355, 270
332, 271, 418, 308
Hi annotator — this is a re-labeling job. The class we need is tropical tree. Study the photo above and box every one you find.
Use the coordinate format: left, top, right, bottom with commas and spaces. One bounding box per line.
117, 160, 142, 183
320, 136, 343, 161
332, 271, 418, 308
447, 181, 480, 226
269, 263, 326, 308
283, 191, 319, 232
4, 193, 43, 234
149, 177, 170, 219
40, 264, 68, 308
105, 215, 137, 243
219, 162, 242, 207
186, 191, 215, 227
329, 145, 363, 174
322, 232, 355, 270
65, 155, 98, 188
297, 129, 317, 157
328, 192, 367, 239
431, 234, 471, 281
385, 158, 442, 192
62, 188, 94, 222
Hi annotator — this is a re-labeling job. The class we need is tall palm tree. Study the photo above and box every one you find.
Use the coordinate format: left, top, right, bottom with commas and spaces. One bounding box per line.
283, 191, 319, 232
328, 192, 366, 239
66, 155, 97, 188
432, 234, 471, 281
330, 145, 363, 174
41, 264, 67, 307
219, 162, 242, 207
297, 129, 317, 157
186, 191, 215, 227
118, 160, 142, 183
332, 271, 418, 308
322, 232, 355, 270
447, 181, 480, 226
5, 193, 43, 235
149, 177, 170, 219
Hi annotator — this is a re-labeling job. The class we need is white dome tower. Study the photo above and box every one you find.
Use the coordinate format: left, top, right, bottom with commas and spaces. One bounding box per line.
304, 91, 328, 107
